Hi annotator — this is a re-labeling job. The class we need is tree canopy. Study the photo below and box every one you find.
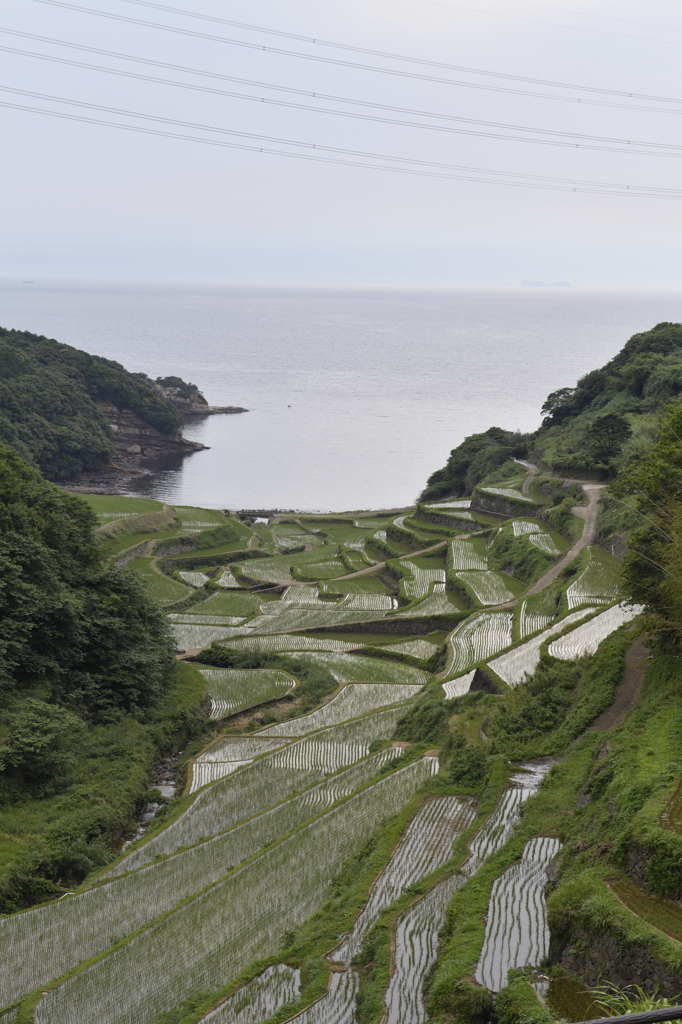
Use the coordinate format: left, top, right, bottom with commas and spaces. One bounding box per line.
0, 327, 184, 479
0, 445, 175, 771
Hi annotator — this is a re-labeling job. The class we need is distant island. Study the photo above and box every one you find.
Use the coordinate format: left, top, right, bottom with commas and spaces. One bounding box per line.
520, 280, 571, 287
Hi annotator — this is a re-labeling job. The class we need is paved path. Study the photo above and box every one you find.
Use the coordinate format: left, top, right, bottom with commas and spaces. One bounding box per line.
514, 459, 540, 495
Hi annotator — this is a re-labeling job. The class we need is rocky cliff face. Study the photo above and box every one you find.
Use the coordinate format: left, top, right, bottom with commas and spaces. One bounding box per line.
96, 400, 206, 465
151, 381, 247, 416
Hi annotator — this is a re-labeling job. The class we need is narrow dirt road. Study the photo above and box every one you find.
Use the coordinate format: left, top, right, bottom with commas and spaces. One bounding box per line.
524, 483, 605, 596
590, 637, 650, 731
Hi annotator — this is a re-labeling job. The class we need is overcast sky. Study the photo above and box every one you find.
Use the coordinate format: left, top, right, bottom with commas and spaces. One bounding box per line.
2, 0, 682, 285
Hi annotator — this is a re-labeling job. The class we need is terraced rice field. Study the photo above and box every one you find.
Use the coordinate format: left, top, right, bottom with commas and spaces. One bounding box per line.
235, 555, 307, 583
447, 612, 513, 675
277, 535, 309, 550
397, 582, 462, 616
198, 736, 292, 762
174, 507, 227, 527
192, 591, 271, 616
36, 760, 435, 1024
608, 878, 682, 944
128, 558, 191, 604
282, 585, 330, 605
384, 871, 464, 1024
171, 622, 252, 649
259, 682, 423, 737
442, 670, 476, 699
383, 762, 552, 1024
245, 603, 392, 634
295, 560, 348, 579
40, 493, 635, 1023
339, 593, 394, 610
424, 499, 471, 509
179, 571, 210, 587
456, 570, 517, 605
566, 547, 620, 609
479, 486, 532, 502
290, 652, 429, 685
548, 602, 644, 660
379, 639, 439, 660
168, 614, 245, 626
291, 971, 359, 1024
0, 750, 400, 1010
343, 537, 366, 551
465, 764, 553, 874
399, 560, 447, 600
223, 635, 360, 654
201, 964, 301, 1023
474, 836, 562, 991
190, 760, 253, 792
196, 668, 296, 719
528, 533, 562, 555
488, 609, 596, 686
512, 520, 541, 537
267, 738, 398, 775
106, 708, 412, 872
333, 796, 477, 964
518, 590, 560, 638
450, 538, 487, 571
216, 570, 241, 588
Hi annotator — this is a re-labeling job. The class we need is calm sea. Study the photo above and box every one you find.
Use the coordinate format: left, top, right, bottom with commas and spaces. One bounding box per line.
2, 282, 681, 511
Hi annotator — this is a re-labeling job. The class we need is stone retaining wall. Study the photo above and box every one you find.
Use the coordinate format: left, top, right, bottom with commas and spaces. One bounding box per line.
550, 923, 681, 998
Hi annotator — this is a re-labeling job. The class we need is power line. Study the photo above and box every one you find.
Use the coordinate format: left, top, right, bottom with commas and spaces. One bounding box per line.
32, 0, 682, 104
2, 87, 681, 198
5, 45, 682, 155
6, 25, 682, 117
115, 0, 682, 63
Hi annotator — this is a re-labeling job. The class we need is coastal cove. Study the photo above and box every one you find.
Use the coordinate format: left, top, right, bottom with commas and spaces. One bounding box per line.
3, 318, 682, 1024
3, 281, 682, 510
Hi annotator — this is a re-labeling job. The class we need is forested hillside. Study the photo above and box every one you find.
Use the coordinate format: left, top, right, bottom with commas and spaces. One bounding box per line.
0, 327, 184, 479
422, 321, 682, 500
0, 444, 205, 911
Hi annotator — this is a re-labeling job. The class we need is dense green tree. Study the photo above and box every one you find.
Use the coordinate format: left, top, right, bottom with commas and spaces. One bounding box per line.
585, 413, 632, 468
0, 327, 184, 479
616, 397, 682, 646
423, 322, 682, 496
421, 427, 530, 500
0, 445, 175, 727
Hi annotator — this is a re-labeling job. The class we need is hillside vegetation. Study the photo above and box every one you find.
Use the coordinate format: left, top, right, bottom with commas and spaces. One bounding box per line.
422, 321, 682, 499
0, 444, 206, 911
0, 326, 185, 479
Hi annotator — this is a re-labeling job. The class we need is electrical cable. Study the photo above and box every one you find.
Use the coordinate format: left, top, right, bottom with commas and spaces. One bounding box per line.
116, 0, 682, 62
4, 45, 682, 154
32, 0, 682, 103
4, 25, 681, 118
2, 87, 682, 198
